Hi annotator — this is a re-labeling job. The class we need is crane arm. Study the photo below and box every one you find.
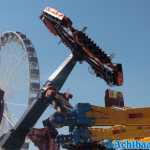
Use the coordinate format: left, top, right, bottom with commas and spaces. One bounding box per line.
40, 7, 123, 86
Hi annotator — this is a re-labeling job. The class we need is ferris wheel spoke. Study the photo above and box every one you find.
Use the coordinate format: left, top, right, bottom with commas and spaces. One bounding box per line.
3, 111, 15, 127
1, 45, 28, 90
5, 102, 27, 107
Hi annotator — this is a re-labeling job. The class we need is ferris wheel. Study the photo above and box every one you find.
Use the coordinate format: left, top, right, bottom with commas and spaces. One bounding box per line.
0, 31, 40, 149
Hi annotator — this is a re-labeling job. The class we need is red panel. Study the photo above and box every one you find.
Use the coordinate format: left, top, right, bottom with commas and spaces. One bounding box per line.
28, 128, 59, 150
128, 113, 143, 119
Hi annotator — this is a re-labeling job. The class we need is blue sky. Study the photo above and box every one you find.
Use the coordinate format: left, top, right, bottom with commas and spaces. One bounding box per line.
0, 0, 150, 149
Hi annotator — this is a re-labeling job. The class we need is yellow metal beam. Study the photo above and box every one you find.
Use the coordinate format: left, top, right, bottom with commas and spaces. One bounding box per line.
86, 106, 150, 126
89, 126, 150, 142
